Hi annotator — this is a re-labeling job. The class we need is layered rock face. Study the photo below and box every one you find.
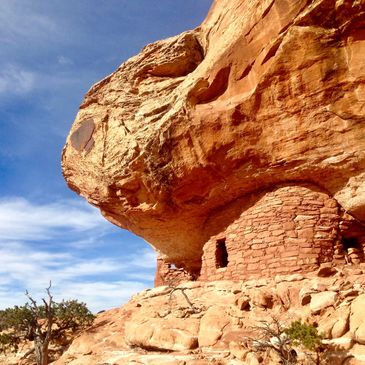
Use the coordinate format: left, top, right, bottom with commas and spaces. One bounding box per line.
62, 0, 365, 273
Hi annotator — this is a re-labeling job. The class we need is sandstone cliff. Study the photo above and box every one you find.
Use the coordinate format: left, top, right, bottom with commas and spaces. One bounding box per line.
62, 0, 365, 273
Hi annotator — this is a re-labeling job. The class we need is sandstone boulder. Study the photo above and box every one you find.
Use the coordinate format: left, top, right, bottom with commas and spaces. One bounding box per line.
350, 295, 365, 345
229, 341, 249, 361
318, 305, 350, 338
251, 290, 274, 309
235, 294, 251, 311
245, 352, 260, 365
323, 336, 354, 352
299, 287, 313, 306
310, 291, 338, 314
317, 263, 337, 278
275, 274, 304, 283
125, 318, 199, 351
198, 305, 231, 347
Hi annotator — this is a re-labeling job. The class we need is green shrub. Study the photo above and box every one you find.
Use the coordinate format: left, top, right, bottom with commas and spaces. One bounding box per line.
285, 320, 324, 365
285, 320, 322, 352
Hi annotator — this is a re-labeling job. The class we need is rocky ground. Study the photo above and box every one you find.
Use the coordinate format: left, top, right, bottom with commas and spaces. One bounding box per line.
2, 264, 363, 365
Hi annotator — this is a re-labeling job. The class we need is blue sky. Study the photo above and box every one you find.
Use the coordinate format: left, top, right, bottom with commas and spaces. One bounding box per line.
0, 0, 212, 312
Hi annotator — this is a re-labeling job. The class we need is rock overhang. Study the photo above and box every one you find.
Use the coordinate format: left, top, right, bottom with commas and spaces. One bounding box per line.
62, 0, 365, 271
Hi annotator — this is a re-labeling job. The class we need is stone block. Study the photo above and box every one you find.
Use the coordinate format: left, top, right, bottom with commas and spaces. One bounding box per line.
297, 228, 315, 239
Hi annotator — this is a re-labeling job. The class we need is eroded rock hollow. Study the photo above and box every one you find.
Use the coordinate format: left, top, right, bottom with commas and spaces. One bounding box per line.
62, 0, 365, 277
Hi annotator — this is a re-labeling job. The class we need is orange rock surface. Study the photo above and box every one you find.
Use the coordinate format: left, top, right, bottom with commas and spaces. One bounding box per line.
62, 0, 365, 271
48, 269, 365, 364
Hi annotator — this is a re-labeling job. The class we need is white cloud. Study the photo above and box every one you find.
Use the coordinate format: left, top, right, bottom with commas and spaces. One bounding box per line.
53, 281, 149, 311
67, 236, 105, 249
57, 56, 73, 65
0, 289, 26, 309
0, 65, 35, 95
0, 1, 57, 45
0, 240, 156, 312
125, 272, 155, 282
0, 197, 109, 241
128, 248, 158, 269
0, 198, 157, 312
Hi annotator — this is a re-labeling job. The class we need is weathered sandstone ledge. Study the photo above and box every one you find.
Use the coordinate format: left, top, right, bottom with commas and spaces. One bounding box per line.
3, 267, 365, 364
49, 266, 365, 364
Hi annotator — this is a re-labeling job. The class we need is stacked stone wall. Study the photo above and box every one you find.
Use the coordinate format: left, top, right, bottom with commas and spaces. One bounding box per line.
199, 184, 342, 281
154, 257, 195, 287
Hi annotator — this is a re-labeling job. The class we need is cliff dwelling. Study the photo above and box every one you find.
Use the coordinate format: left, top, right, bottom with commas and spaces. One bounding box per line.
155, 184, 365, 286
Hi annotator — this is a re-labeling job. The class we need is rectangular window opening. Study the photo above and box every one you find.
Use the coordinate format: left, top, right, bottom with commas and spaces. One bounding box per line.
215, 238, 228, 268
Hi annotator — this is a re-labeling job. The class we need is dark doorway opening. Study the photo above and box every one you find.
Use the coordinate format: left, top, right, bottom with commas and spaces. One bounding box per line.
342, 237, 364, 264
342, 237, 361, 251
215, 238, 229, 268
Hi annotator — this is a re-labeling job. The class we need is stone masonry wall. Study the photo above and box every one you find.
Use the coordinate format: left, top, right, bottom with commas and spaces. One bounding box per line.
199, 184, 342, 281
154, 257, 195, 287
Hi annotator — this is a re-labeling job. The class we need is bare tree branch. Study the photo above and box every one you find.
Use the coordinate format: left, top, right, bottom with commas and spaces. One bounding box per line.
0, 283, 94, 365
244, 317, 297, 365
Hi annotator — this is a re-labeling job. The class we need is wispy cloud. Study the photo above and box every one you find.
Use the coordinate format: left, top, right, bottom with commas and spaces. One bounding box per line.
0, 197, 109, 241
0, 1, 57, 45
125, 272, 156, 282
0, 240, 156, 312
57, 56, 73, 66
128, 249, 158, 269
0, 197, 156, 312
0, 65, 35, 95
54, 281, 149, 312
